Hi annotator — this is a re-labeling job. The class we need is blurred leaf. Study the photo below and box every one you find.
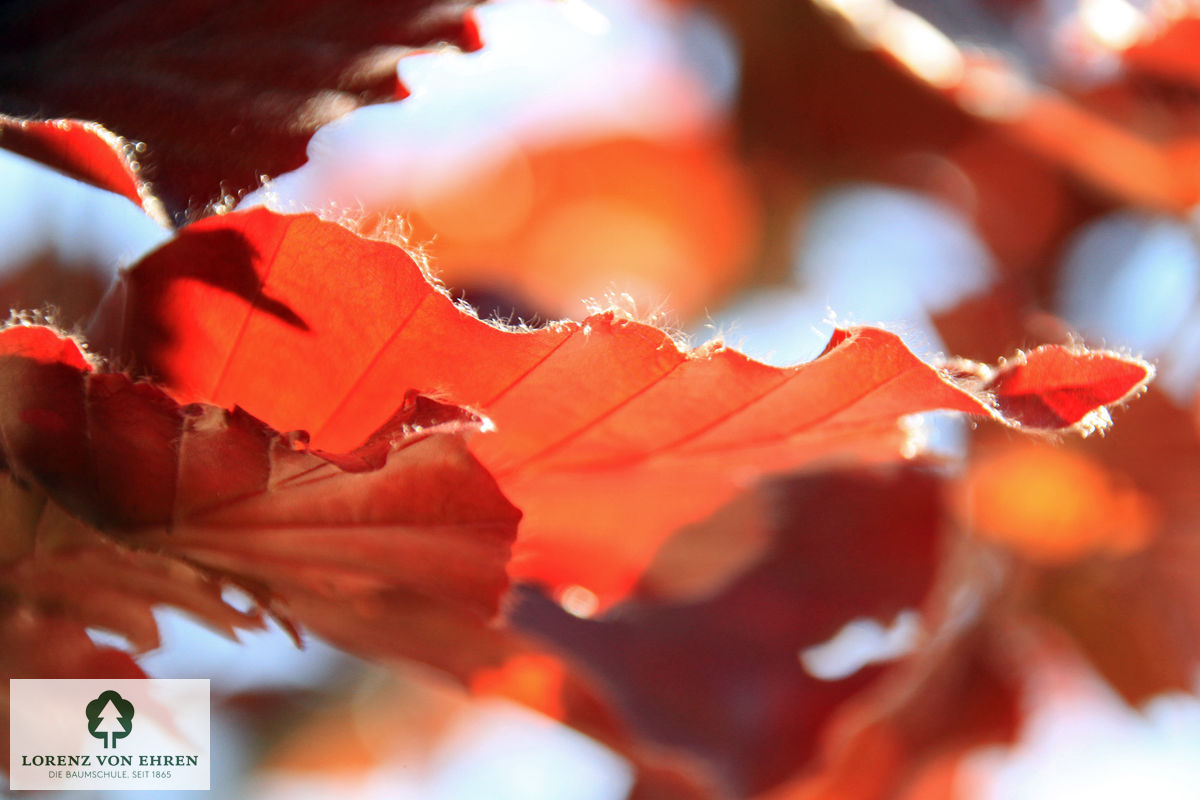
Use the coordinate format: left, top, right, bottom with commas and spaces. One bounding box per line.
1002, 390, 1200, 703
760, 614, 1019, 800
507, 466, 949, 797
0, 0, 482, 221
0, 250, 110, 327
0, 605, 144, 771
369, 135, 758, 322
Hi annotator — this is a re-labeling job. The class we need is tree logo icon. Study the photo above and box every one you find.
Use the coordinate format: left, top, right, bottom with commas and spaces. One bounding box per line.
85, 690, 134, 749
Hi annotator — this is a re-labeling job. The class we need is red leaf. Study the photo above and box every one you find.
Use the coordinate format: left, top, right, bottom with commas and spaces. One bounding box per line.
0, 0, 482, 221
0, 324, 520, 677
762, 618, 1019, 800
89, 208, 1152, 606
0, 118, 164, 221
969, 389, 1200, 703
507, 466, 949, 797
1121, 17, 1200, 81
980, 344, 1153, 431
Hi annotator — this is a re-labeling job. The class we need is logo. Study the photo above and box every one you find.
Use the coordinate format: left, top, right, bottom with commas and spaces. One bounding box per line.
9, 678, 210, 791
85, 690, 135, 749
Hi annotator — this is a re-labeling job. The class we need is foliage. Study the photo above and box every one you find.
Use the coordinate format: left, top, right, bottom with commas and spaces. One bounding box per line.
0, 0, 1190, 797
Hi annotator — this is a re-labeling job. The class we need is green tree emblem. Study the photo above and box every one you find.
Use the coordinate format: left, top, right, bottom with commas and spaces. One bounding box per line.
86, 690, 134, 749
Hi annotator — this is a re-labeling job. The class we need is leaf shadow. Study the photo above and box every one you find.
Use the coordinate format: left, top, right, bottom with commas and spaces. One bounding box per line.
156, 227, 308, 331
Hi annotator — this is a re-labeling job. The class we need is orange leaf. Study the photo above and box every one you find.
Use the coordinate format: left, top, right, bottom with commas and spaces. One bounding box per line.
378, 135, 758, 321
959, 441, 1156, 565
90, 208, 1152, 606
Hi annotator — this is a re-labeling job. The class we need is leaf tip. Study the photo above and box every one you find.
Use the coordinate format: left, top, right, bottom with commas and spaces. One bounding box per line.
986, 343, 1155, 433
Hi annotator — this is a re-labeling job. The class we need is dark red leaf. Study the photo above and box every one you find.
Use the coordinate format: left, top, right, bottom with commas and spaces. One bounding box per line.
508, 466, 948, 797
0, 324, 520, 678
0, 0, 482, 221
761, 618, 1019, 800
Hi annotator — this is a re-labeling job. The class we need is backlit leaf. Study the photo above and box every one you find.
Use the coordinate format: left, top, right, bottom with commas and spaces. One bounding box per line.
0, 118, 164, 221
89, 208, 1152, 606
